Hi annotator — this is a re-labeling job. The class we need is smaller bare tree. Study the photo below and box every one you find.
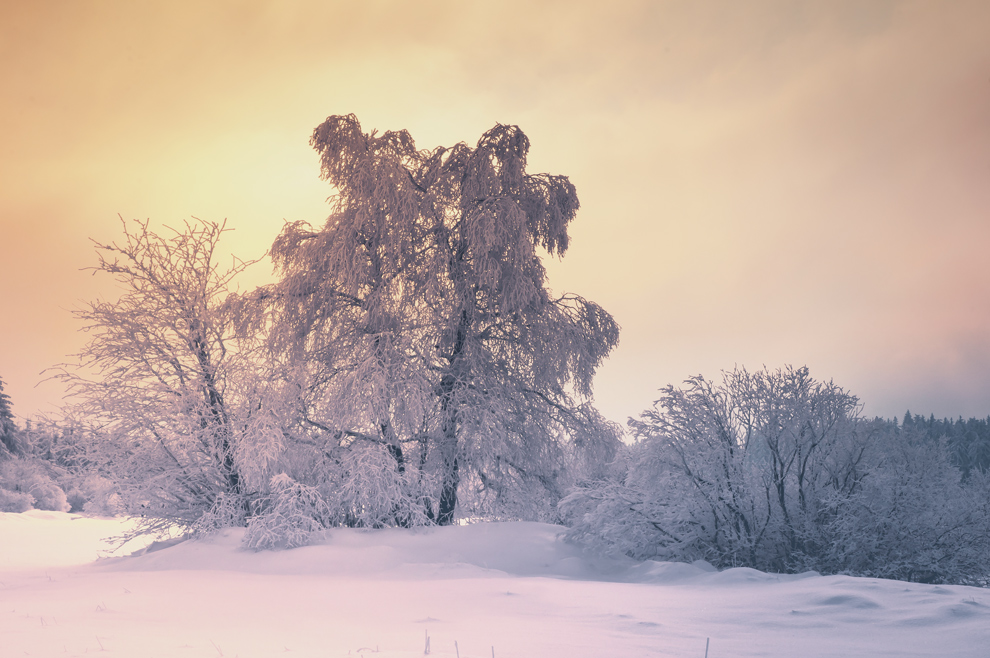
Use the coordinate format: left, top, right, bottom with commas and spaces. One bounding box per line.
53, 217, 270, 531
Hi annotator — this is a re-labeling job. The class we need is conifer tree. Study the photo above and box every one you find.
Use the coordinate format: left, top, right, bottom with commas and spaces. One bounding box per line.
0, 376, 18, 456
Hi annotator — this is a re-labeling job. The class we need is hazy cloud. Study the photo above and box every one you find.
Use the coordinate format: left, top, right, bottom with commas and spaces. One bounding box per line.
2, 0, 989, 424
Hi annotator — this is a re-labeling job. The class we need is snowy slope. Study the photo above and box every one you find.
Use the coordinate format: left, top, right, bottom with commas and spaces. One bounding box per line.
1, 511, 988, 657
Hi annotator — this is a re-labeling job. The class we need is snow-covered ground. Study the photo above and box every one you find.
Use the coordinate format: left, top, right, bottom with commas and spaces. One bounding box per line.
2, 511, 988, 657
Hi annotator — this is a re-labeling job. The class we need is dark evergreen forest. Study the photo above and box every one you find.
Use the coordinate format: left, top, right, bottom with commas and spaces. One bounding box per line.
897, 412, 990, 478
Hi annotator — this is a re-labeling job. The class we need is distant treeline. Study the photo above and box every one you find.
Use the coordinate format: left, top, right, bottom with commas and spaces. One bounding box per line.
894, 412, 990, 478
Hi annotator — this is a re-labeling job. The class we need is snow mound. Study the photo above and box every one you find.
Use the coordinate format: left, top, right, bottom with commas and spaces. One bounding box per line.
98, 521, 644, 581
3, 512, 990, 657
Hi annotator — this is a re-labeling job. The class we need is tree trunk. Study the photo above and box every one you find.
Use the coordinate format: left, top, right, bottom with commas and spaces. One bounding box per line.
435, 307, 470, 525
436, 370, 461, 526
191, 331, 240, 496
437, 452, 459, 525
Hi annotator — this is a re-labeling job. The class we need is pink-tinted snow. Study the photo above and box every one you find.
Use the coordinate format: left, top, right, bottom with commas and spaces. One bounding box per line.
1, 511, 988, 657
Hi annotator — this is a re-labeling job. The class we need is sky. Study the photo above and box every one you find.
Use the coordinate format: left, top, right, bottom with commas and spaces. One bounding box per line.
2, 0, 990, 429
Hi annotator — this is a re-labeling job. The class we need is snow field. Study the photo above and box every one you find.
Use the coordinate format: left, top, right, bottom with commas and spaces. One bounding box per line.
1, 511, 989, 657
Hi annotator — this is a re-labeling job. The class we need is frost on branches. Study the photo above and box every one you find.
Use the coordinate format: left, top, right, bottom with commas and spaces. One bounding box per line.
57, 115, 619, 544
561, 366, 990, 585
249, 114, 621, 527
53, 218, 282, 534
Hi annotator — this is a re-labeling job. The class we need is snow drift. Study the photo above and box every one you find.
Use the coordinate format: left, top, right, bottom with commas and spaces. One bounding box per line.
1, 511, 988, 657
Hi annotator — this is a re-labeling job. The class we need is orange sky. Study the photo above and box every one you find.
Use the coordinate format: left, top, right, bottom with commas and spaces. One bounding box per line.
2, 0, 990, 427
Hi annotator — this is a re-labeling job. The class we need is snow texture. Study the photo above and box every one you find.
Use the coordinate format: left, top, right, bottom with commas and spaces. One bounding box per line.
1, 510, 988, 657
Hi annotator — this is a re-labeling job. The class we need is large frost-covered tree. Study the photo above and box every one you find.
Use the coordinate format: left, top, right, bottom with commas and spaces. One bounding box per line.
261, 114, 620, 525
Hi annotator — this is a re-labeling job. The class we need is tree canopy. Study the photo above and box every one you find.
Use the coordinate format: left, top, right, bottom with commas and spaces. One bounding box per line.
260, 114, 620, 524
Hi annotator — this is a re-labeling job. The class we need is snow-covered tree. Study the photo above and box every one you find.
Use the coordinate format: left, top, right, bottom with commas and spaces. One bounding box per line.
820, 425, 990, 585
0, 375, 19, 457
257, 114, 620, 525
561, 365, 990, 584
0, 383, 75, 513
563, 367, 863, 569
54, 218, 276, 530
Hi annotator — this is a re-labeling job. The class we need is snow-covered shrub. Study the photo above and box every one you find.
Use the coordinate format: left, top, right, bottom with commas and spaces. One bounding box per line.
561, 452, 709, 561
0, 458, 70, 512
0, 417, 122, 516
243, 474, 331, 550
462, 471, 564, 523
820, 431, 990, 584
191, 491, 248, 535
459, 405, 624, 525
326, 443, 436, 529
0, 487, 34, 513
63, 474, 125, 516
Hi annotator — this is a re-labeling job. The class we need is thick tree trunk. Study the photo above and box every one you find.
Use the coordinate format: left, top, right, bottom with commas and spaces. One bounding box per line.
437, 454, 459, 525
436, 370, 461, 526
434, 307, 470, 525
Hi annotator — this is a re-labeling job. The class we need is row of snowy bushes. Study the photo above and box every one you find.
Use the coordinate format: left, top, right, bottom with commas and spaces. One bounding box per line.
560, 366, 990, 585
0, 419, 123, 516
6, 124, 986, 585
4, 365, 990, 585
0, 458, 122, 516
